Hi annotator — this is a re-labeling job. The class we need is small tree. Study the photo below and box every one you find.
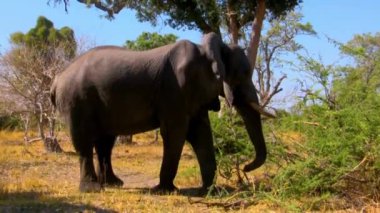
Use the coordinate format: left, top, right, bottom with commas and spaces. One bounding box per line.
296, 55, 337, 110
0, 16, 76, 152
254, 11, 316, 108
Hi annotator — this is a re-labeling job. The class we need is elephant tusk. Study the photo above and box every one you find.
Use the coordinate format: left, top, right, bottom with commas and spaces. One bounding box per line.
249, 102, 276, 118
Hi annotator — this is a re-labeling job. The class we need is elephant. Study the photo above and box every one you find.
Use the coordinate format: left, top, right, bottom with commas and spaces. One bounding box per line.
50, 32, 270, 193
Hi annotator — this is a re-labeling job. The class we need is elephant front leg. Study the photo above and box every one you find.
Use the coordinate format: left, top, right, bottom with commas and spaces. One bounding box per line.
154, 119, 188, 192
94, 135, 124, 187
187, 110, 217, 190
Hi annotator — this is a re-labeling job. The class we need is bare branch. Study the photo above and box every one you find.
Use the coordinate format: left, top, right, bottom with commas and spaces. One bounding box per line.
261, 75, 286, 108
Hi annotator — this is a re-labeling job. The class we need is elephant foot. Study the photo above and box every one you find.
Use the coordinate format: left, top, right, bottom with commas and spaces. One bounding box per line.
197, 186, 210, 196
79, 181, 102, 193
151, 183, 178, 194
104, 175, 124, 187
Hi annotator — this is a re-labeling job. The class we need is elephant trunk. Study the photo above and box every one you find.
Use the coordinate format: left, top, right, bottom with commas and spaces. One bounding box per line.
235, 101, 267, 172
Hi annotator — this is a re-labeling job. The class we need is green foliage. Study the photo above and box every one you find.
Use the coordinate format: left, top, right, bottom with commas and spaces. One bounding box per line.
124, 32, 177, 50
210, 108, 253, 181
0, 115, 22, 130
265, 33, 380, 208
270, 105, 380, 200
53, 0, 302, 34
10, 16, 76, 59
208, 33, 380, 210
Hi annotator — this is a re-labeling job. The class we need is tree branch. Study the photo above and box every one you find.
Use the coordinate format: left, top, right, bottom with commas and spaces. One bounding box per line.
247, 0, 266, 70
261, 75, 286, 108
76, 0, 127, 18
227, 0, 239, 44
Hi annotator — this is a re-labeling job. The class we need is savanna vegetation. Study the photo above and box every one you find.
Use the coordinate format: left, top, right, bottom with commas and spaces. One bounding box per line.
1, 1, 379, 212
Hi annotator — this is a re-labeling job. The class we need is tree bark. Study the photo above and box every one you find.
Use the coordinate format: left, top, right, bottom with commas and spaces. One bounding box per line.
44, 137, 63, 153
35, 111, 63, 153
227, 0, 239, 45
247, 0, 266, 71
118, 135, 133, 144
21, 113, 30, 143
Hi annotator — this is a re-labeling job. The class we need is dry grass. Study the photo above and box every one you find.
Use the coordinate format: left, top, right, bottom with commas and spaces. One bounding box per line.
1, 130, 378, 212
0, 131, 272, 212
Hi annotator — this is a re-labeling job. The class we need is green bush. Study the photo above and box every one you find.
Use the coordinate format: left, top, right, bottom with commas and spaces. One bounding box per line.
269, 102, 380, 207
210, 108, 255, 183
0, 115, 23, 130
209, 99, 379, 209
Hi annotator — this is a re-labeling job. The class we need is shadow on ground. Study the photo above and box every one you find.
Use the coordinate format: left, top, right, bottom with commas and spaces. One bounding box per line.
0, 191, 116, 213
122, 185, 236, 197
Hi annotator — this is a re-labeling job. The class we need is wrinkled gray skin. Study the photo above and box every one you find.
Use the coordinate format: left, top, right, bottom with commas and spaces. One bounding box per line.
50, 33, 266, 193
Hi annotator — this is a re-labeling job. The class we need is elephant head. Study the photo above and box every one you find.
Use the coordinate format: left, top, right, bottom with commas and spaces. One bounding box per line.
202, 32, 269, 172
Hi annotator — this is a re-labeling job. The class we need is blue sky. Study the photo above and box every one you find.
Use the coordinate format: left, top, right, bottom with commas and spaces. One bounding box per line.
1, 1, 379, 57
0, 1, 379, 107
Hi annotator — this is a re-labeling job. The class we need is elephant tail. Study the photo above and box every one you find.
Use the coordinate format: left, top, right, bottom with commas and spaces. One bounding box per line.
50, 78, 58, 109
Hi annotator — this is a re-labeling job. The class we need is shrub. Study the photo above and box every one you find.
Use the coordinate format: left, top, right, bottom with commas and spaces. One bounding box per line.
0, 115, 23, 130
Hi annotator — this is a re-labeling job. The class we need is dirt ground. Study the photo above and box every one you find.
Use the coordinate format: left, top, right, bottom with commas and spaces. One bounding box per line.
0, 131, 274, 212
1, 131, 379, 212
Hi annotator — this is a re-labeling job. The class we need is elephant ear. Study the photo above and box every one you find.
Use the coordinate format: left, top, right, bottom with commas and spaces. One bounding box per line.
202, 32, 226, 80
202, 33, 234, 107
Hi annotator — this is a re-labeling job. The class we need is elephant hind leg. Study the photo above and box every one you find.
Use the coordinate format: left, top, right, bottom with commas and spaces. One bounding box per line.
71, 129, 100, 192
94, 134, 124, 187
187, 110, 216, 190
69, 105, 101, 192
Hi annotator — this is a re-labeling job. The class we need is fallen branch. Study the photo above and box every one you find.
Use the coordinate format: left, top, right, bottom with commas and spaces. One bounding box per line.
293, 121, 327, 129
188, 196, 257, 210
25, 137, 42, 144
350, 156, 368, 172
341, 156, 368, 182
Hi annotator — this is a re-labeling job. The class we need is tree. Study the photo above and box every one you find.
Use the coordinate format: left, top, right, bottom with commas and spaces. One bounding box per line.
125, 32, 177, 50
296, 55, 337, 110
297, 33, 380, 111
273, 33, 380, 204
52, 0, 302, 110
0, 16, 76, 152
334, 33, 380, 109
255, 11, 316, 108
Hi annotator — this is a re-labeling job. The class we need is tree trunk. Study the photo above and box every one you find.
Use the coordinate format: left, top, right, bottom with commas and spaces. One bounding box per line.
21, 113, 30, 143
44, 137, 63, 153
118, 135, 133, 144
227, 0, 239, 45
36, 112, 63, 153
46, 115, 62, 153
247, 0, 266, 71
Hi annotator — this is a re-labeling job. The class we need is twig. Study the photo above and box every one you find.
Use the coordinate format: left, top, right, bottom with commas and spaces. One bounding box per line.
188, 195, 256, 210
341, 156, 368, 181
223, 199, 256, 210
26, 137, 42, 144
350, 156, 368, 172
293, 121, 327, 129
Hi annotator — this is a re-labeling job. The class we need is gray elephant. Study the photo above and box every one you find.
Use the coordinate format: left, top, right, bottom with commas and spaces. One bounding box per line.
50, 32, 270, 193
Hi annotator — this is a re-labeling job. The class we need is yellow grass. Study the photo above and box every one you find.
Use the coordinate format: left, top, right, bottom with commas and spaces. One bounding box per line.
0, 131, 272, 212
1, 130, 378, 212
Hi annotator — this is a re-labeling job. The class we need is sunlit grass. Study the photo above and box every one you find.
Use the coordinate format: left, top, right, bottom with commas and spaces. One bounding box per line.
0, 131, 235, 212
1, 130, 378, 212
